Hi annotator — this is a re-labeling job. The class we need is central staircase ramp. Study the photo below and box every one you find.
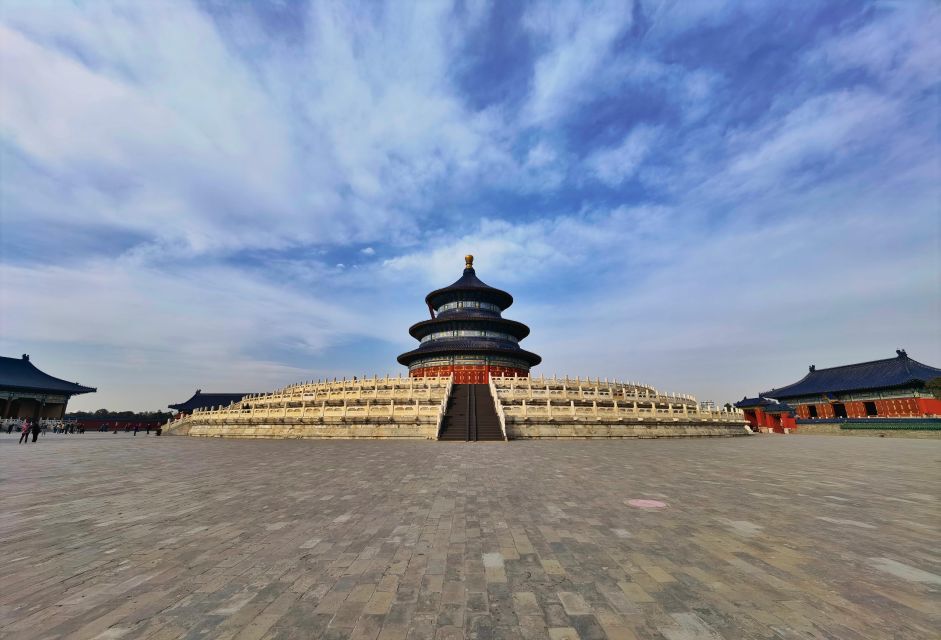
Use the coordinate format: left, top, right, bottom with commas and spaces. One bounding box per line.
439, 384, 504, 441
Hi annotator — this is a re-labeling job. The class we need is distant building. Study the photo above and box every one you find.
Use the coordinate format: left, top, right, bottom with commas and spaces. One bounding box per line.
699, 400, 717, 412
0, 354, 96, 420
169, 390, 255, 416
762, 350, 941, 419
735, 397, 797, 433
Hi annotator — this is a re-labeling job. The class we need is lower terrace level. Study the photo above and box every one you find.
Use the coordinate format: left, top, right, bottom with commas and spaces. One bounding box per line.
1, 434, 938, 639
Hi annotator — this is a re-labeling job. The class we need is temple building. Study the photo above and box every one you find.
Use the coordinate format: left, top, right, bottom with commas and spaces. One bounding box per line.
164, 254, 748, 440
761, 350, 941, 419
169, 390, 256, 416
397, 255, 541, 384
0, 354, 96, 420
735, 397, 797, 433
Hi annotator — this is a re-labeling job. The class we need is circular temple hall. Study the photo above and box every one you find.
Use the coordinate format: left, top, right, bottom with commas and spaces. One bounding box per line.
165, 253, 749, 440
397, 255, 542, 383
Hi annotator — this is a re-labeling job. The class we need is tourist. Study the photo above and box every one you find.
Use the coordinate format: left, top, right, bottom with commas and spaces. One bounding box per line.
133, 424, 139, 436
145, 425, 150, 435
18, 419, 30, 444
31, 420, 41, 442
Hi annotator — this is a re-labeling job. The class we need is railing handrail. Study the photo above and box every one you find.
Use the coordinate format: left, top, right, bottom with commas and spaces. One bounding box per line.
489, 374, 508, 441
436, 373, 453, 440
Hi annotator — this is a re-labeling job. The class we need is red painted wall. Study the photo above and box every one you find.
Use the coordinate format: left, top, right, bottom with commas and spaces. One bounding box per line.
742, 408, 796, 433
410, 365, 529, 384
795, 397, 941, 418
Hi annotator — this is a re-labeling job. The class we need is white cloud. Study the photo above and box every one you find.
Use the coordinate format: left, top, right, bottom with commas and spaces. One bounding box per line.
0, 1, 517, 258
0, 256, 375, 410
0, 1, 938, 412
806, 3, 940, 91
522, 0, 634, 124
718, 89, 898, 194
587, 125, 661, 186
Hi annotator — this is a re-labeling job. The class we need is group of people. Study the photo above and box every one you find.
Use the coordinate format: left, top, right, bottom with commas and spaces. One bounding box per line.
16, 418, 41, 444
50, 423, 82, 434
5, 418, 162, 441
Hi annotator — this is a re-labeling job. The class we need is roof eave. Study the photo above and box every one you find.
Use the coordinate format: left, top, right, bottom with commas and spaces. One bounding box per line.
407, 317, 531, 340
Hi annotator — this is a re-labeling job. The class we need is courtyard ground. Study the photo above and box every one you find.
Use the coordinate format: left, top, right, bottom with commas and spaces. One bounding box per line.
0, 434, 938, 640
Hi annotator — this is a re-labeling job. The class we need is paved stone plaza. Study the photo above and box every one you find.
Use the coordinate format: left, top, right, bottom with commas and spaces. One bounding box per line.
1, 434, 938, 640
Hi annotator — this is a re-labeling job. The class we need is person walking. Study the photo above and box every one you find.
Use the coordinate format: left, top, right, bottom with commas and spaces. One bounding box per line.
133, 424, 139, 436
18, 419, 30, 444
30, 420, 41, 443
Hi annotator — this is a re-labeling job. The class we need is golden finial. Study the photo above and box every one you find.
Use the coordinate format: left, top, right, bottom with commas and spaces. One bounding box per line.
465, 254, 474, 270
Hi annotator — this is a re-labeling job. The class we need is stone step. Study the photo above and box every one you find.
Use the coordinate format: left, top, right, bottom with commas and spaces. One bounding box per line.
439, 383, 504, 441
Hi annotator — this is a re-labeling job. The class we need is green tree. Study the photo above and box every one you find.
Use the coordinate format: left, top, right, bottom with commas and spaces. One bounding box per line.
926, 377, 941, 399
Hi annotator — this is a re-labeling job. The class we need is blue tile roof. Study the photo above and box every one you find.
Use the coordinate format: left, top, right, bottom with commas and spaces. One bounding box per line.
762, 351, 941, 399
169, 391, 254, 413
397, 339, 542, 367
734, 396, 794, 413
425, 268, 513, 310
0, 354, 96, 395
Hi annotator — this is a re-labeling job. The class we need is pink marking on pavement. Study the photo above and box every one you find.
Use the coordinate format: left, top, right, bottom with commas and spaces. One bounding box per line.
627, 499, 668, 509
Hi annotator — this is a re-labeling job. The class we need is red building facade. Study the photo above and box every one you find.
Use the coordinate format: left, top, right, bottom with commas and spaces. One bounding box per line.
735, 397, 797, 433
762, 350, 941, 420
398, 256, 541, 384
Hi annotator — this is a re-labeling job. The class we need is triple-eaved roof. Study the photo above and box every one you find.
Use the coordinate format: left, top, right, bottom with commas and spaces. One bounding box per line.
0, 354, 96, 395
762, 350, 941, 399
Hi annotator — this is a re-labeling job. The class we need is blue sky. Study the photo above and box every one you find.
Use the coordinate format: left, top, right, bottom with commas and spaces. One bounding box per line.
1, 0, 938, 411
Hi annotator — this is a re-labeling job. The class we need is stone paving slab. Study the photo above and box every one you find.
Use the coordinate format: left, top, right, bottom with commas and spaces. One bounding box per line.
1, 433, 938, 639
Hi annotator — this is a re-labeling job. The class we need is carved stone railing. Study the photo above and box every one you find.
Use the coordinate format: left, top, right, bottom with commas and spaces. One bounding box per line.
436, 374, 454, 439
489, 374, 508, 440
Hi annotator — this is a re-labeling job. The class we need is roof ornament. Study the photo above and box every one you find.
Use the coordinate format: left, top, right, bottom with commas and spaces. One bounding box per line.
465, 254, 474, 270
22, 354, 29, 361
809, 364, 815, 372
896, 349, 907, 358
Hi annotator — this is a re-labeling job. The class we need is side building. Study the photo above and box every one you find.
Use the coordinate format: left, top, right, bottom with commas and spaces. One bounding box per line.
735, 397, 797, 433
0, 354, 96, 420
762, 350, 941, 419
169, 389, 256, 416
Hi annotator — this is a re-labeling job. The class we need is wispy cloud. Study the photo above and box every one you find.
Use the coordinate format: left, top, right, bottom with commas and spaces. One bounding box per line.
588, 125, 661, 186
0, 0, 938, 410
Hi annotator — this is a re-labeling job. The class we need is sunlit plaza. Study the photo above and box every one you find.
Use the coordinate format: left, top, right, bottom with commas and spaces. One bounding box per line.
2, 434, 937, 639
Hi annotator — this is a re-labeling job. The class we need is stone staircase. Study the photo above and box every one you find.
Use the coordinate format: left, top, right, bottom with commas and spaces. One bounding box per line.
439, 384, 504, 441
